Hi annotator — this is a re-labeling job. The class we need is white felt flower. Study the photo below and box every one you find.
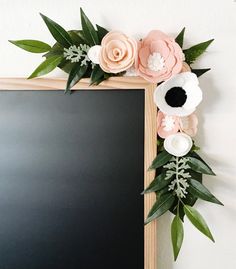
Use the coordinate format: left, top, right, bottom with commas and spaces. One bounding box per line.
154, 72, 202, 116
164, 133, 193, 157
87, 45, 102, 64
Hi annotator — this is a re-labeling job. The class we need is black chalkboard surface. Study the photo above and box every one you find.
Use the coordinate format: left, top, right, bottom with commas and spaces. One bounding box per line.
0, 90, 144, 269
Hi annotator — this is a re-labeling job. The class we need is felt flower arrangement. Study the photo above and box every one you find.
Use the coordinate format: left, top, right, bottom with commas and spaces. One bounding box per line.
10, 8, 223, 261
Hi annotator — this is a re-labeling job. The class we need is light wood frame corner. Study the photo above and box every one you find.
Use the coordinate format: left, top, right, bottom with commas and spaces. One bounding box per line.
0, 76, 157, 269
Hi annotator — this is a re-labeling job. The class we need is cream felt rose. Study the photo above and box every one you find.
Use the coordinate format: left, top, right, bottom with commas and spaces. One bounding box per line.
99, 31, 137, 73
135, 30, 183, 83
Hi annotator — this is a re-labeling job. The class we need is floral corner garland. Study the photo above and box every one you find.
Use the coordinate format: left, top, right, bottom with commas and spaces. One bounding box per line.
10, 8, 223, 261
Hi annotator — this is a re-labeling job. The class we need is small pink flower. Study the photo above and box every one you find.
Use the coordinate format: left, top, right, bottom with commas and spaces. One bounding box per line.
157, 111, 180, 138
179, 113, 198, 137
99, 31, 137, 74
135, 30, 183, 83
181, 62, 191, 73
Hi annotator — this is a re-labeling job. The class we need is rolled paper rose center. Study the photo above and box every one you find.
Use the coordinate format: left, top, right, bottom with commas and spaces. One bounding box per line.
165, 87, 187, 107
147, 52, 165, 72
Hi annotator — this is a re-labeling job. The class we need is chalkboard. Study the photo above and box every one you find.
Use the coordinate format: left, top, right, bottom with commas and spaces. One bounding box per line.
0, 89, 145, 269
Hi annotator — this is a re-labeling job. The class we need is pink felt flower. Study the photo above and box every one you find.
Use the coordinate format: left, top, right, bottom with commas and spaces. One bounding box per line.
99, 31, 137, 74
179, 113, 198, 137
181, 62, 191, 73
157, 111, 180, 138
135, 30, 183, 83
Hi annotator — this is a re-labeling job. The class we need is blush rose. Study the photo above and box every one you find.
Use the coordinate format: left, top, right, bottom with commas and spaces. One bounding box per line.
99, 31, 137, 73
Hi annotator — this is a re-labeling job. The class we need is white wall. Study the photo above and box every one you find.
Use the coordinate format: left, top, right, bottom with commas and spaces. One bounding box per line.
0, 0, 236, 268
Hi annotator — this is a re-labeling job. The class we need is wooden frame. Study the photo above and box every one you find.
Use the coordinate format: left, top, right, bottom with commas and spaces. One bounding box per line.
0, 76, 157, 269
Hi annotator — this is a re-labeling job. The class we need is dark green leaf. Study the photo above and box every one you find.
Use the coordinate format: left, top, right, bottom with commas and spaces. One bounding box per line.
187, 157, 215, 176
145, 193, 175, 224
90, 65, 104, 85
80, 8, 99, 45
184, 39, 214, 64
191, 68, 211, 77
184, 205, 215, 242
188, 179, 223, 205
9, 39, 51, 53
44, 42, 64, 58
142, 173, 172, 194
149, 151, 172, 170
171, 215, 184, 261
40, 13, 73, 48
28, 55, 62, 79
68, 30, 88, 45
65, 64, 88, 93
175, 27, 185, 48
96, 24, 109, 42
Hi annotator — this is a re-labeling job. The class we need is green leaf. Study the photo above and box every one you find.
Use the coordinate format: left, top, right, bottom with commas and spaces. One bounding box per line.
9, 39, 51, 53
149, 151, 172, 170
90, 65, 104, 85
28, 55, 62, 79
40, 13, 73, 48
184, 205, 215, 242
65, 64, 88, 93
142, 173, 172, 194
188, 179, 223, 205
184, 39, 214, 64
68, 30, 88, 45
175, 27, 185, 48
80, 8, 99, 45
171, 215, 184, 261
145, 193, 175, 224
187, 157, 215, 176
44, 42, 64, 58
191, 68, 211, 77
96, 24, 109, 42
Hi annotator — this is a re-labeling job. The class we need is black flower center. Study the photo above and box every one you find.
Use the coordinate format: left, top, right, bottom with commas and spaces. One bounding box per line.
165, 87, 187, 107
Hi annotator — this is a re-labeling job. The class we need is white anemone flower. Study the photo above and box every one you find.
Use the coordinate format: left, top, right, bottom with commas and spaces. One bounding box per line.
164, 133, 193, 157
154, 72, 202, 116
87, 45, 102, 64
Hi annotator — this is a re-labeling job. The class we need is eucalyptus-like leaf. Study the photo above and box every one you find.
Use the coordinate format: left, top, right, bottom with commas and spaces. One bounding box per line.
96, 24, 109, 42
188, 179, 223, 205
184, 205, 215, 242
191, 68, 211, 77
145, 193, 175, 224
175, 27, 185, 48
9, 39, 51, 53
184, 39, 214, 64
80, 8, 99, 45
90, 65, 104, 85
40, 13, 73, 48
28, 55, 62, 79
187, 157, 215, 176
171, 215, 184, 261
65, 64, 88, 93
149, 151, 172, 170
142, 173, 172, 194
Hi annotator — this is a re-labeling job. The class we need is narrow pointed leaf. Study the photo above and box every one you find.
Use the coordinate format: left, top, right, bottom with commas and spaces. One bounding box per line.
188, 179, 223, 205
90, 65, 104, 85
80, 8, 99, 45
187, 157, 215, 176
184, 39, 214, 64
40, 13, 73, 48
142, 173, 172, 194
149, 151, 172, 170
65, 64, 88, 93
9, 39, 51, 53
145, 193, 175, 224
96, 24, 109, 42
175, 27, 185, 48
184, 205, 215, 242
171, 215, 184, 261
28, 55, 62, 79
191, 68, 211, 77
